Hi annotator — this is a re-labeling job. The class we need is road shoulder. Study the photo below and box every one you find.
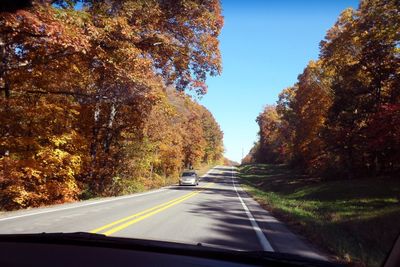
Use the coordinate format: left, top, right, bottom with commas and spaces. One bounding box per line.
234, 177, 330, 262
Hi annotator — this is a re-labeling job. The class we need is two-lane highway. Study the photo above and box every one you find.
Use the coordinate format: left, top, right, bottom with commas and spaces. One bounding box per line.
0, 166, 326, 260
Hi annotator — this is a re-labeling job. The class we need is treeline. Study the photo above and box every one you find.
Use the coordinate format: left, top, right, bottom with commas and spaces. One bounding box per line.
0, 0, 224, 210
244, 0, 399, 178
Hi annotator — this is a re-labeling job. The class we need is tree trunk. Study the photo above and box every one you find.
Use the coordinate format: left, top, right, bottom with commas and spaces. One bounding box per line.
0, 37, 10, 99
104, 102, 117, 153
90, 102, 101, 159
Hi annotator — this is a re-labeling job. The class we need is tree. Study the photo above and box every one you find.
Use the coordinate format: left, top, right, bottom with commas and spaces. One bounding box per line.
250, 0, 399, 178
320, 0, 400, 176
291, 61, 332, 172
255, 105, 283, 163
0, 0, 224, 209
200, 108, 224, 164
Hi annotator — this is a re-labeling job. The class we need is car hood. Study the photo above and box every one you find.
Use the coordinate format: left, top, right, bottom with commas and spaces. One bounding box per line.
0, 232, 343, 267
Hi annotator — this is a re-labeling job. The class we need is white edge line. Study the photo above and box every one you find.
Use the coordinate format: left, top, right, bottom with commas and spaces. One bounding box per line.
231, 166, 274, 252
0, 166, 217, 222
0, 189, 168, 222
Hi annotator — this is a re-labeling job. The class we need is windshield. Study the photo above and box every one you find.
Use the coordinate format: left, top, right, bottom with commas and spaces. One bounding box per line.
0, 1, 399, 267
182, 172, 195, 177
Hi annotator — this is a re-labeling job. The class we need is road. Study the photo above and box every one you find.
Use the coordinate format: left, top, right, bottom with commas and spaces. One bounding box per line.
0, 166, 326, 261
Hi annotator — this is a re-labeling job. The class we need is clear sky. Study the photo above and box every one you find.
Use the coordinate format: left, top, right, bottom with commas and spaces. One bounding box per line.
199, 0, 359, 163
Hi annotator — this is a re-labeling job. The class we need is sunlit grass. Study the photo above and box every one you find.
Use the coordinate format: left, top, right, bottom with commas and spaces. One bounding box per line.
239, 164, 400, 267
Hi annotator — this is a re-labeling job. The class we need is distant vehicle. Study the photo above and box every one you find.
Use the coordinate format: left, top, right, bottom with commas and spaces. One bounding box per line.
179, 170, 199, 186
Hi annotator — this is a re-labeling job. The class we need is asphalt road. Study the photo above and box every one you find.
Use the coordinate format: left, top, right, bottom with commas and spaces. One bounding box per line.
0, 166, 326, 261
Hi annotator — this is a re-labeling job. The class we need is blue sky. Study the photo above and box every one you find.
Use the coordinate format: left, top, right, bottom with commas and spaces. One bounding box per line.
199, 0, 359, 162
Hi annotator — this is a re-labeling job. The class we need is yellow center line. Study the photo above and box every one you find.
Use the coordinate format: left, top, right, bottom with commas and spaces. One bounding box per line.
90, 191, 198, 234
90, 183, 213, 235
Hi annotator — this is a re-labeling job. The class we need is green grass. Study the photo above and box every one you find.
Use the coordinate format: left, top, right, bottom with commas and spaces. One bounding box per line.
239, 164, 400, 267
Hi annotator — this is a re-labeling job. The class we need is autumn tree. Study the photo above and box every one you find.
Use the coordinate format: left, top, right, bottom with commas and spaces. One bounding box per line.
291, 61, 332, 172
200, 109, 224, 164
320, 0, 400, 176
248, 0, 399, 178
255, 105, 283, 163
0, 0, 224, 209
166, 89, 223, 169
275, 86, 297, 163
112, 88, 224, 194
0, 3, 92, 208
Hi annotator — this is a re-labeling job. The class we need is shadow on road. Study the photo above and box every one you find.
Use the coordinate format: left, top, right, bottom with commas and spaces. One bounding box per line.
168, 167, 329, 259
165, 167, 271, 250
186, 197, 263, 250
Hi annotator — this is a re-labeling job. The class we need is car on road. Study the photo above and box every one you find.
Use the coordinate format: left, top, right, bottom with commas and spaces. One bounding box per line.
179, 170, 199, 186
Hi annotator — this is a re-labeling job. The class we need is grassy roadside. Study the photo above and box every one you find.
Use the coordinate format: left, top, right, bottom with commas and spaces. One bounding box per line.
238, 164, 400, 267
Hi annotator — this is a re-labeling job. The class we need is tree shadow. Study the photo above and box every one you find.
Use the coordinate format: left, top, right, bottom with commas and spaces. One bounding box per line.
238, 164, 400, 266
185, 197, 264, 250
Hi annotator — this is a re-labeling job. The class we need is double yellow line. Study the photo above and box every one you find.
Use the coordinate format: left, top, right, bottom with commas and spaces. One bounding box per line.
90, 183, 213, 236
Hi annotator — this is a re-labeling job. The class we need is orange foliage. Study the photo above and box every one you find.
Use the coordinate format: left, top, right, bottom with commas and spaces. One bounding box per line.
247, 0, 399, 178
0, 0, 224, 209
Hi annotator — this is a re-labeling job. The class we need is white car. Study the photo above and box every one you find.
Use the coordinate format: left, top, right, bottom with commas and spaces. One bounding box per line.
179, 171, 199, 186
